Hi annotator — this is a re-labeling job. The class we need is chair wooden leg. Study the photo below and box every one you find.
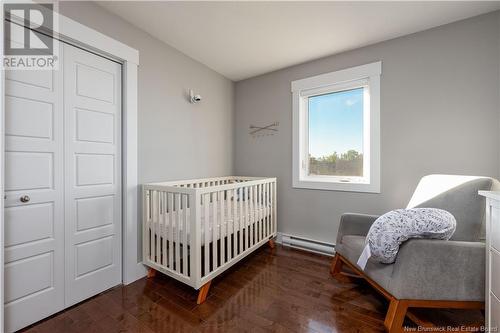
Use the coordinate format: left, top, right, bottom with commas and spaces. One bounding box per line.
197, 280, 212, 305
330, 253, 343, 277
147, 268, 157, 278
268, 239, 275, 249
384, 298, 408, 333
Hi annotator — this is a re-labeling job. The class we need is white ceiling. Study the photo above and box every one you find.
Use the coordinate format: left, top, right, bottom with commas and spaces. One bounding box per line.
98, 1, 500, 81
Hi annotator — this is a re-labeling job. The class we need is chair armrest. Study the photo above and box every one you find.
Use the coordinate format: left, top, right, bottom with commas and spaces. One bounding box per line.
336, 213, 379, 245
388, 239, 485, 301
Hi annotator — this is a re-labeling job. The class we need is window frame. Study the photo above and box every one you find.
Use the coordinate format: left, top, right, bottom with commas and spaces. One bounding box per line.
291, 62, 381, 193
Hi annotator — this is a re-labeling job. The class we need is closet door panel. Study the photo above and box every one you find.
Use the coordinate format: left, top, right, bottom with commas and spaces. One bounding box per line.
75, 108, 114, 143
5, 69, 53, 91
4, 252, 53, 303
5, 152, 53, 191
5, 95, 53, 139
76, 195, 114, 231
63, 43, 122, 307
3, 38, 65, 333
76, 66, 115, 102
5, 203, 54, 247
75, 153, 114, 186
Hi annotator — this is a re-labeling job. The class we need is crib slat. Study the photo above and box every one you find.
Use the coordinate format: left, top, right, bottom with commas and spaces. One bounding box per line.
157, 191, 162, 264
258, 185, 261, 243
161, 192, 166, 266
157, 191, 161, 265
256, 185, 260, 244
151, 191, 157, 261
244, 186, 249, 250
238, 188, 243, 255
274, 181, 277, 234
265, 182, 269, 238
168, 192, 174, 269
175, 194, 181, 273
220, 191, 225, 265
270, 182, 273, 235
182, 195, 188, 275
150, 191, 154, 261
145, 191, 150, 261
262, 184, 266, 239
160, 192, 165, 266
254, 185, 257, 246
268, 182, 272, 236
263, 183, 267, 238
263, 183, 266, 239
226, 190, 234, 261
257, 184, 261, 242
270, 182, 274, 234
160, 192, 165, 265
248, 186, 255, 247
154, 191, 161, 262
167, 193, 171, 261
261, 184, 265, 240
204, 193, 210, 275
233, 188, 238, 258
212, 191, 218, 271
262, 183, 268, 238
157, 192, 161, 264
254, 186, 257, 244
265, 183, 268, 238
153, 191, 157, 263
249, 186, 254, 248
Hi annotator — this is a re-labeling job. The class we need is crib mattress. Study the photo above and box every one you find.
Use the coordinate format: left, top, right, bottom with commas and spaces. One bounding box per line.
149, 201, 271, 245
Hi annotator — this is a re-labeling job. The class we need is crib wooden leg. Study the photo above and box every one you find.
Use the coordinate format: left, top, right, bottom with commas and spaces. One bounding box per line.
268, 239, 275, 249
147, 268, 157, 278
197, 281, 212, 305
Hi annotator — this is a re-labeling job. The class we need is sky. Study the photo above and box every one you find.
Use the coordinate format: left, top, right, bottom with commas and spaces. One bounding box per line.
308, 87, 364, 158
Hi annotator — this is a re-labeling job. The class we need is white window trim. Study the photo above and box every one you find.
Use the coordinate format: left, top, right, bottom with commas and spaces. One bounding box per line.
291, 62, 381, 193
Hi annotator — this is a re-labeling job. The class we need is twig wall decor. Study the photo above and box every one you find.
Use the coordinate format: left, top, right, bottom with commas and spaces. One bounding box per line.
249, 122, 279, 137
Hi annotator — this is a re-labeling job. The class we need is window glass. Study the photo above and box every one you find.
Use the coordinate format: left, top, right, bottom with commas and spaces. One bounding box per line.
308, 87, 364, 177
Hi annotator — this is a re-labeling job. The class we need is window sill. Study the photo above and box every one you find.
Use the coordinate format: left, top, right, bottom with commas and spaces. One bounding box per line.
293, 179, 380, 193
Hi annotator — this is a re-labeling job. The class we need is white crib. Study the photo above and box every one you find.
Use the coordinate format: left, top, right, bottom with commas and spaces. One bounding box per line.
142, 176, 277, 303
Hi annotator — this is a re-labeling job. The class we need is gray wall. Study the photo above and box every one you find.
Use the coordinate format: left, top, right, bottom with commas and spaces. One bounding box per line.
60, 1, 234, 184
234, 12, 500, 243
59, 3, 500, 245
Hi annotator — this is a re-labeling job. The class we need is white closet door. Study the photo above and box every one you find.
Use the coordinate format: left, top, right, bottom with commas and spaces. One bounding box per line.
63, 43, 122, 306
3, 43, 65, 331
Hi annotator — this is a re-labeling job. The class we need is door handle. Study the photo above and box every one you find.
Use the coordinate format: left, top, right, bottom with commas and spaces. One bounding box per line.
20, 195, 30, 203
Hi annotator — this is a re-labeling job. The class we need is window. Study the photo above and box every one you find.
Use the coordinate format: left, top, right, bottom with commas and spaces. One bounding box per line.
292, 62, 381, 193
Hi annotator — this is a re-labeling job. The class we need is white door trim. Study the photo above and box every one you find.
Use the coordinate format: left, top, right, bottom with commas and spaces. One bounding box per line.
0, 6, 5, 331
1, 6, 145, 330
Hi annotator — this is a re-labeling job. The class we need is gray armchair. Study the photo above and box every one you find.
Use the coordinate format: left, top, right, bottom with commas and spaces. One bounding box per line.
331, 175, 498, 332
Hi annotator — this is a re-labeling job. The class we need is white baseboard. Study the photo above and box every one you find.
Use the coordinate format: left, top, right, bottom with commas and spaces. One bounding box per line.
277, 232, 335, 257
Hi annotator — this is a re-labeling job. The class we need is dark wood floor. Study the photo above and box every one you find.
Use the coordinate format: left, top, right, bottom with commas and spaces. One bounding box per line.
21, 245, 483, 333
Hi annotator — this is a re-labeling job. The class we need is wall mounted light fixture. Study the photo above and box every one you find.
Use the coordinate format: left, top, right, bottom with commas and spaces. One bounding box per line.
189, 89, 202, 104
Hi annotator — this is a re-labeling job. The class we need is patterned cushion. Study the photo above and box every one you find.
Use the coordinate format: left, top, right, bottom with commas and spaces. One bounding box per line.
358, 208, 456, 267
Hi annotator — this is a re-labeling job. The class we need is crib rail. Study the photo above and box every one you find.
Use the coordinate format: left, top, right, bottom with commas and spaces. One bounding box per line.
147, 176, 263, 189
143, 176, 277, 289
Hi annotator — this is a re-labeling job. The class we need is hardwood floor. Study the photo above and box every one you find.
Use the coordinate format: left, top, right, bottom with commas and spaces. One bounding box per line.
20, 246, 482, 333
